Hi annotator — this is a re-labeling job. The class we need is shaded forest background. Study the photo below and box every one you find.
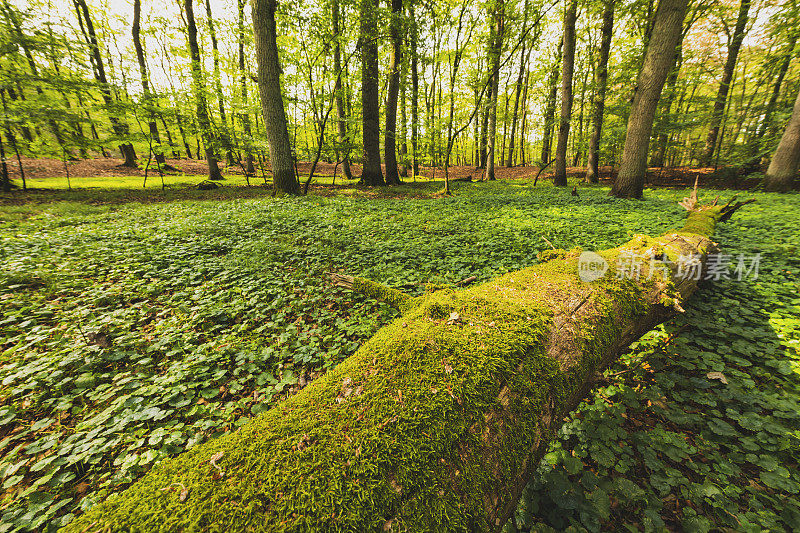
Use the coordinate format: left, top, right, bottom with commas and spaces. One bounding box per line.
0, 0, 798, 194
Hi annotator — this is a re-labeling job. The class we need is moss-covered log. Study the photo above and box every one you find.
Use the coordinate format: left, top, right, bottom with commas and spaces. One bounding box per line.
65, 196, 750, 533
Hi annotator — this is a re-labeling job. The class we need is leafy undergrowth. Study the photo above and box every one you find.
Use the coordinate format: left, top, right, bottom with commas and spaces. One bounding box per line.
0, 181, 797, 531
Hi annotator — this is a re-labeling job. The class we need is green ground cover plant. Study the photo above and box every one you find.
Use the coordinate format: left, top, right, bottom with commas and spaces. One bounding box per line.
0, 181, 798, 531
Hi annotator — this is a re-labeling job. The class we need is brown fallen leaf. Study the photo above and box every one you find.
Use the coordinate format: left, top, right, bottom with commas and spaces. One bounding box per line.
706, 371, 728, 384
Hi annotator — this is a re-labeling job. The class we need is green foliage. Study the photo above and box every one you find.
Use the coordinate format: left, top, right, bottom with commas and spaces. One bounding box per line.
512, 192, 800, 532
0, 181, 798, 530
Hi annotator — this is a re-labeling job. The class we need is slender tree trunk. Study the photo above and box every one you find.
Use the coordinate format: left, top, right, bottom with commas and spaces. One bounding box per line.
410, 7, 419, 177
73, 0, 137, 166
479, 83, 491, 168
204, 0, 235, 166
540, 39, 562, 166
252, 0, 298, 193
746, 31, 798, 171
586, 0, 615, 183
132, 0, 165, 165
650, 43, 683, 168
519, 70, 529, 166
506, 0, 530, 168
159, 115, 180, 158
763, 86, 800, 192
184, 0, 223, 181
700, 0, 751, 166
400, 65, 409, 178
384, 0, 403, 185
359, 0, 384, 185
500, 86, 509, 166
0, 130, 9, 192
331, 0, 352, 180
611, 0, 688, 198
237, 0, 255, 175
554, 0, 577, 187
486, 0, 504, 181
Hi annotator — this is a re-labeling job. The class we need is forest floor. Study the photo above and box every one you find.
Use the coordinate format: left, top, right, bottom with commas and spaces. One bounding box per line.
1, 180, 798, 531
2, 156, 777, 205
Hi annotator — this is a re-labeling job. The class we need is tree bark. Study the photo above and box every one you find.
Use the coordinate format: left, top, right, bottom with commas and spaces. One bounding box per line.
238, 0, 256, 175
506, 0, 530, 168
184, 0, 224, 181
332, 0, 353, 180
486, 0, 505, 181
700, 0, 751, 167
540, 38, 562, 166
66, 195, 750, 533
205, 0, 236, 166
400, 64, 409, 178
554, 0, 577, 187
410, 6, 419, 177
650, 42, 683, 169
72, 0, 137, 166
360, 0, 384, 185
746, 30, 798, 171
611, 0, 688, 199
132, 0, 165, 165
0, 130, 9, 192
763, 86, 800, 192
585, 0, 615, 183
384, 0, 403, 185
252, 0, 299, 194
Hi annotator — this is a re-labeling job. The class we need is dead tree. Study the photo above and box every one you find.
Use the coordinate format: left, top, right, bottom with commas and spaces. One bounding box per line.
67, 192, 751, 533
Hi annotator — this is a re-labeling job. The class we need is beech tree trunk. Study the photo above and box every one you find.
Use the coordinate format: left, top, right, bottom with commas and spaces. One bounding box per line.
506, 0, 530, 168
540, 38, 562, 166
700, 0, 751, 167
746, 31, 798, 172
384, 0, 403, 185
360, 0, 384, 185
73, 0, 137, 166
205, 0, 236, 167
332, 0, 353, 180
410, 6, 419, 177
585, 0, 615, 183
252, 0, 298, 194
650, 43, 683, 169
66, 193, 750, 533
184, 0, 224, 182
132, 0, 165, 165
486, 0, 504, 181
611, 0, 688, 199
554, 0, 577, 187
238, 0, 255, 175
763, 86, 800, 192
0, 130, 9, 192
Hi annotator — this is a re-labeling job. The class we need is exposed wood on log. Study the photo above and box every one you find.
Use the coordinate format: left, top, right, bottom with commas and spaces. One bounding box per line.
66, 194, 751, 533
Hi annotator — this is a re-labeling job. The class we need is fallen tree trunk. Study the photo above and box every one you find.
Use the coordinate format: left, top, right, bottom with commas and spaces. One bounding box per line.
66, 192, 750, 533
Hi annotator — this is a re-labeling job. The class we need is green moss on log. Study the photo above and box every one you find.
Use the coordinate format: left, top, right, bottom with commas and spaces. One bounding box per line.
64, 207, 731, 533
